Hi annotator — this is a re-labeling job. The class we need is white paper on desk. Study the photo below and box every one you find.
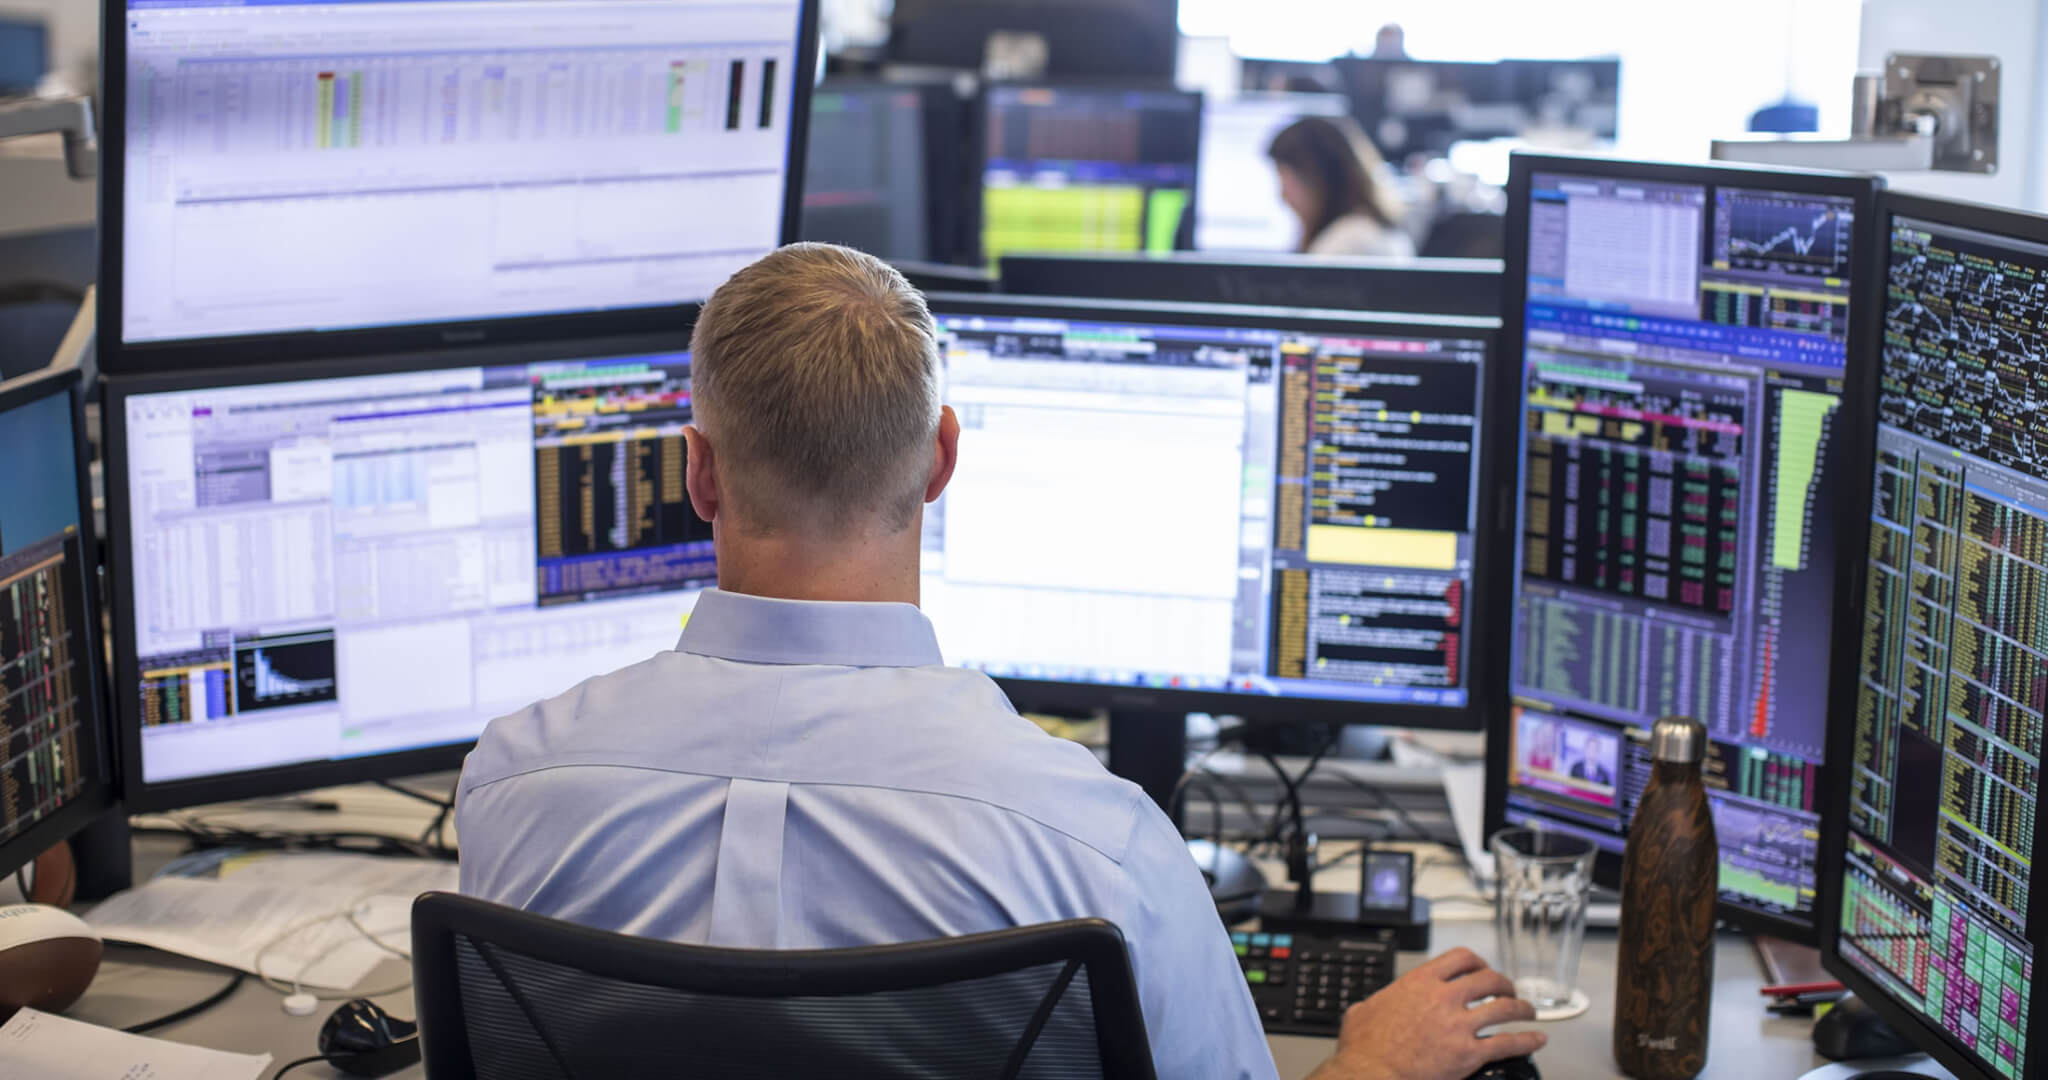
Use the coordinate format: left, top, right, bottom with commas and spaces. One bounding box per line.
0, 1007, 271, 1080
217, 852, 458, 895
85, 877, 413, 991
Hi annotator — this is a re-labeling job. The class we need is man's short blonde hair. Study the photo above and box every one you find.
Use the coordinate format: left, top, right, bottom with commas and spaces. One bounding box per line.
689, 243, 942, 532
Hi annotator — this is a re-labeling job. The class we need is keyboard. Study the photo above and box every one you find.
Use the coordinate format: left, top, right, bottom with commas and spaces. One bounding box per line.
1231, 930, 1395, 1036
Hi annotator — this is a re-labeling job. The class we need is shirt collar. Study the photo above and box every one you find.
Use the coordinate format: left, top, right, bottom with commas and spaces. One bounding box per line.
676, 588, 944, 668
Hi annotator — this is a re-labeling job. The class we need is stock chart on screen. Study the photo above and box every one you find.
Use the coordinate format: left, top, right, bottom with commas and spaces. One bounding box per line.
1836, 210, 2045, 1080
1503, 168, 1864, 927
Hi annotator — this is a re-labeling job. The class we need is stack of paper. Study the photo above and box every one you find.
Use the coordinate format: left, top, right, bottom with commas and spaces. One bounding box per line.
85, 854, 457, 990
0, 1008, 270, 1080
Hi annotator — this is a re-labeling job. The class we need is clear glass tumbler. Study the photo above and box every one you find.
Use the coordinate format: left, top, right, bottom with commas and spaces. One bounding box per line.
1490, 827, 1597, 1011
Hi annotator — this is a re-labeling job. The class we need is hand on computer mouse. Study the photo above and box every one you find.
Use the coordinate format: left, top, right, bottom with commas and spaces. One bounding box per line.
1304, 948, 1546, 1080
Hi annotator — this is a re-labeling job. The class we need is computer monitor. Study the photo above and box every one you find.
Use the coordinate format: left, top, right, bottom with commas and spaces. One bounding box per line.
98, 0, 819, 373
106, 295, 1496, 811
884, 0, 1177, 82
799, 83, 931, 261
0, 367, 115, 879
921, 293, 1498, 729
104, 341, 716, 810
1482, 155, 1881, 941
1819, 192, 2047, 1080
997, 252, 1503, 318
978, 86, 1200, 266
1194, 92, 1349, 253
0, 14, 46, 96
1336, 57, 1620, 163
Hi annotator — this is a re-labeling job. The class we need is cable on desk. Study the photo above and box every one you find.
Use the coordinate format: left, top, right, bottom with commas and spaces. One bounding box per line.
122, 969, 247, 1035
273, 1053, 349, 1078
1332, 769, 1443, 845
13, 864, 30, 901
132, 818, 456, 862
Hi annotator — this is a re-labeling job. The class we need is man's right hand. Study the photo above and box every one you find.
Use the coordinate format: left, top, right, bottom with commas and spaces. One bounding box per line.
1304, 947, 1548, 1080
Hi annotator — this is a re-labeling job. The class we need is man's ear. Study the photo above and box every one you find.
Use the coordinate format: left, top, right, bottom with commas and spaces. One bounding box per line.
683, 425, 720, 523
925, 406, 960, 504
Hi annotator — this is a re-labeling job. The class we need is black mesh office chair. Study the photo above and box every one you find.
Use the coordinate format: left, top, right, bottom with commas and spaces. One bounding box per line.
410, 892, 1158, 1080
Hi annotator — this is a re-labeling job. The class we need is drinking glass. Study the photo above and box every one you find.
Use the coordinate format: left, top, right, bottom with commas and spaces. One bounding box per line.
1490, 827, 1597, 1011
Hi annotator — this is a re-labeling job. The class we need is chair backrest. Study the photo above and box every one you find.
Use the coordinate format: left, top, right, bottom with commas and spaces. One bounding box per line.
410, 893, 1158, 1080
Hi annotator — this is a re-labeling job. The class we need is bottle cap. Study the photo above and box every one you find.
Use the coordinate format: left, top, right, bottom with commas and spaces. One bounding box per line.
1649, 715, 1706, 764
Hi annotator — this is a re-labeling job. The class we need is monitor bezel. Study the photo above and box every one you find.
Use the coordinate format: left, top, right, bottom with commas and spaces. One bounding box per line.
994, 252, 1505, 319
102, 331, 689, 812
922, 290, 1501, 732
93, 0, 820, 377
1480, 152, 1886, 945
1815, 189, 2048, 1080
974, 84, 1204, 266
0, 365, 118, 879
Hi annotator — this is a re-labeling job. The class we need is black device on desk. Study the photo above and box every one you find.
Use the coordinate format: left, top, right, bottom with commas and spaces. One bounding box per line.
1233, 929, 1394, 1035
1814, 190, 2047, 1080
1481, 153, 1885, 947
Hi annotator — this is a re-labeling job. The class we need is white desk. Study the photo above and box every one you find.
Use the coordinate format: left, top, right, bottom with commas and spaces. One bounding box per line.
68, 792, 1830, 1079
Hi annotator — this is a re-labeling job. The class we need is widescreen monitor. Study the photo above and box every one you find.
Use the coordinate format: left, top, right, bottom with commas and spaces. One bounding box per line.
922, 294, 1498, 727
799, 82, 931, 262
0, 368, 114, 878
105, 341, 716, 809
979, 86, 1200, 265
98, 0, 818, 372
1194, 91, 1348, 253
1820, 192, 2047, 1080
1483, 154, 1882, 941
107, 296, 1497, 809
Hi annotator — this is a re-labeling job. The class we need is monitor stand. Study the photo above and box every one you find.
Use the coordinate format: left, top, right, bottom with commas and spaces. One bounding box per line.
1105, 709, 1187, 818
68, 808, 133, 902
1104, 710, 1271, 919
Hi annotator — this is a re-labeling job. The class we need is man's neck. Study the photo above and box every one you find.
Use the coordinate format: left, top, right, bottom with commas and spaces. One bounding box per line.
713, 527, 921, 606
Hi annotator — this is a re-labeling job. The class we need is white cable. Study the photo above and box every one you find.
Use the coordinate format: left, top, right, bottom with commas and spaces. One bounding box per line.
252, 889, 417, 1004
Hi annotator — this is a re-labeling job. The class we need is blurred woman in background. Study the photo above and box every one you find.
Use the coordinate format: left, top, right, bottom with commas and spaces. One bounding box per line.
1267, 115, 1413, 257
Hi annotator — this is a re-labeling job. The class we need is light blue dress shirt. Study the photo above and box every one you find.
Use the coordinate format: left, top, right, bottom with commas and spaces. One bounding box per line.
456, 588, 1279, 1080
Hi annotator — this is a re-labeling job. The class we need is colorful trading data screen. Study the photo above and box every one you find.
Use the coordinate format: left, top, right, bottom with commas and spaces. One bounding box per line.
0, 391, 97, 850
925, 310, 1486, 707
119, 0, 805, 344
1504, 172, 1861, 925
980, 87, 1199, 265
124, 354, 712, 785
1837, 213, 2044, 1079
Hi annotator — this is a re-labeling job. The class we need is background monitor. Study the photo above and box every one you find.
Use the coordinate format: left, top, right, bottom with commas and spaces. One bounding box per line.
997, 252, 1503, 319
922, 293, 1498, 729
978, 86, 1200, 266
1194, 91, 1350, 253
1336, 57, 1620, 164
799, 82, 932, 261
1820, 192, 2048, 1080
1483, 155, 1881, 941
884, 0, 1177, 82
0, 14, 46, 97
0, 367, 114, 879
104, 341, 715, 810
98, 0, 819, 372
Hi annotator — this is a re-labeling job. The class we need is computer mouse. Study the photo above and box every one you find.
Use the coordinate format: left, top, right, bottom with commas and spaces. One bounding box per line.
1813, 995, 1918, 1062
317, 998, 422, 1078
1465, 1055, 1540, 1080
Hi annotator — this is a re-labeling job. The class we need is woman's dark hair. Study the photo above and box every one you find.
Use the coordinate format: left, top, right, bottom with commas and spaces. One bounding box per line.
1267, 115, 1403, 252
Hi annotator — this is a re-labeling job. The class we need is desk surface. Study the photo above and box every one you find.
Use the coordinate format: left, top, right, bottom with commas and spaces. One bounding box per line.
74, 799, 1828, 1079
